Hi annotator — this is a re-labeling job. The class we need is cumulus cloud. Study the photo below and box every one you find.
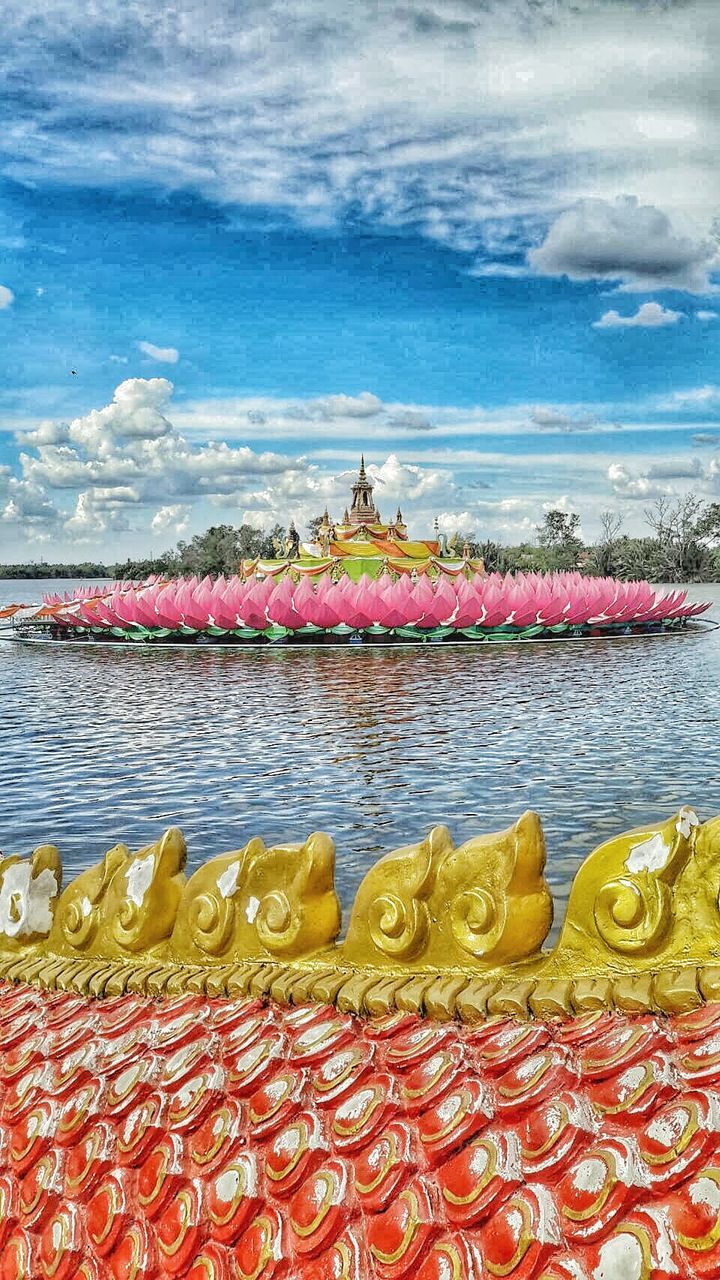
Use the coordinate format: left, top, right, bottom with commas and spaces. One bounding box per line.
387, 410, 433, 431
530, 197, 717, 293
137, 341, 179, 364
593, 302, 684, 330
0, 286, 14, 309
151, 504, 190, 535
608, 462, 667, 500
11, 377, 315, 543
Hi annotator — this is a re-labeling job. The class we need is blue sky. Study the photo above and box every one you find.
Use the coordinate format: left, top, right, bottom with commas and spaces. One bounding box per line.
2, 0, 720, 558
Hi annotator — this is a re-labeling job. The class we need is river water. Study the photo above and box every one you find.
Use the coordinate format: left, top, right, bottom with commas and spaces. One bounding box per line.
1, 577, 719, 935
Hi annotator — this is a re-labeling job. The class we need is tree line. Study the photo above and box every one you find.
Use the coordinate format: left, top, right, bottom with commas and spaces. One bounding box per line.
3, 497, 720, 582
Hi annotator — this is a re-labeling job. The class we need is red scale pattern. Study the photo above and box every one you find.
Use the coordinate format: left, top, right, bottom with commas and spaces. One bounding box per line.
2, 983, 720, 1278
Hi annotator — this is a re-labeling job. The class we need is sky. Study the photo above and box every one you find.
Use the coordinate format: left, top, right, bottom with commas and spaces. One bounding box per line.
2, 0, 720, 560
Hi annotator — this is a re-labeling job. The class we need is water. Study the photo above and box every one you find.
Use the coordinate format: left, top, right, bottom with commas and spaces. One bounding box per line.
1, 577, 719, 936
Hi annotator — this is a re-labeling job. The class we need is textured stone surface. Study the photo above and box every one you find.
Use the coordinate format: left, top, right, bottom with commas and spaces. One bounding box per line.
2, 982, 720, 1278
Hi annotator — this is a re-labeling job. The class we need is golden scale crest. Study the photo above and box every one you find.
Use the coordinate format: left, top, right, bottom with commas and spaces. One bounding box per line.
1, 804, 719, 1019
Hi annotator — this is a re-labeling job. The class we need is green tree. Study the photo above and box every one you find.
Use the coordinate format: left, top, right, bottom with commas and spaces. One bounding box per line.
536, 509, 584, 570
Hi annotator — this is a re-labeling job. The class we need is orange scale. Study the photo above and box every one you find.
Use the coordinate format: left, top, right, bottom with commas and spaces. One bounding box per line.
677, 1029, 720, 1086
218, 1013, 276, 1059
330, 1073, 399, 1153
225, 1034, 289, 1097
108, 1220, 157, 1280
495, 1049, 574, 1114
206, 1151, 263, 1245
136, 1133, 186, 1220
0, 1031, 47, 1083
557, 1136, 649, 1244
97, 1026, 151, 1076
155, 1178, 206, 1275
384, 1023, 455, 1071
209, 998, 267, 1036
8, 1098, 56, 1174
666, 1167, 720, 1276
0, 1226, 34, 1280
470, 1022, 550, 1077
671, 1001, 720, 1045
289, 1157, 354, 1257
168, 1062, 226, 1130
18, 1147, 64, 1231
577, 1018, 664, 1080
234, 1209, 289, 1280
104, 1054, 159, 1118
66, 1260, 102, 1280
365, 1177, 442, 1280
64, 1121, 116, 1198
188, 1097, 245, 1175
400, 1044, 465, 1115
149, 1005, 210, 1054
479, 1185, 561, 1280
42, 993, 93, 1032
290, 1014, 356, 1066
414, 1232, 484, 1280
284, 1003, 335, 1031
416, 1077, 494, 1166
516, 1092, 598, 1182
86, 1168, 135, 1257
48, 1044, 101, 1097
438, 1129, 522, 1228
638, 1091, 720, 1190
0, 1173, 19, 1254
585, 1206, 684, 1280
2, 1061, 50, 1125
363, 1012, 419, 1043
295, 1226, 368, 1280
535, 1251, 595, 1279
248, 1068, 307, 1137
46, 1015, 96, 1062
159, 1035, 218, 1089
37, 1202, 85, 1280
234, 1210, 291, 1280
586, 1051, 680, 1121
554, 1009, 616, 1050
353, 1119, 419, 1213
95, 995, 150, 1038
184, 1240, 236, 1280
0, 1009, 44, 1056
115, 1090, 170, 1166
55, 1077, 103, 1147
311, 1043, 375, 1106
265, 1110, 329, 1194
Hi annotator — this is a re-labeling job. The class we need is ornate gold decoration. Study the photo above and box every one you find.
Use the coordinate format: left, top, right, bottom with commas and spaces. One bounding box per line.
6, 805, 720, 1021
170, 831, 340, 963
343, 811, 552, 968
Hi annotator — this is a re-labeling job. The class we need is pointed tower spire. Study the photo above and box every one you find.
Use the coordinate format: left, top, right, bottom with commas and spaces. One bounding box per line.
348, 454, 379, 527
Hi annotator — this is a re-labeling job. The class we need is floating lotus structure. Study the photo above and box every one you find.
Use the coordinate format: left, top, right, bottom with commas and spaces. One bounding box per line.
4, 570, 711, 645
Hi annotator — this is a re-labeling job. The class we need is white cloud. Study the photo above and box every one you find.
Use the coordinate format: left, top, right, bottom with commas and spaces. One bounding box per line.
593, 302, 684, 330
608, 462, 667, 500
3, 1, 720, 267
308, 392, 382, 418
530, 196, 717, 293
659, 384, 720, 408
137, 341, 179, 364
151, 504, 190, 535
696, 310, 718, 320
0, 286, 14, 310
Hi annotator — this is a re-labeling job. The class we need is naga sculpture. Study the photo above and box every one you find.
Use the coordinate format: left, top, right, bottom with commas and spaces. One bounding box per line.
3, 810, 720, 1278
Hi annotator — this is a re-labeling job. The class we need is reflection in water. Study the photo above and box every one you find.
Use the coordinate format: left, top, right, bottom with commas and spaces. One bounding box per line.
1, 580, 720, 938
